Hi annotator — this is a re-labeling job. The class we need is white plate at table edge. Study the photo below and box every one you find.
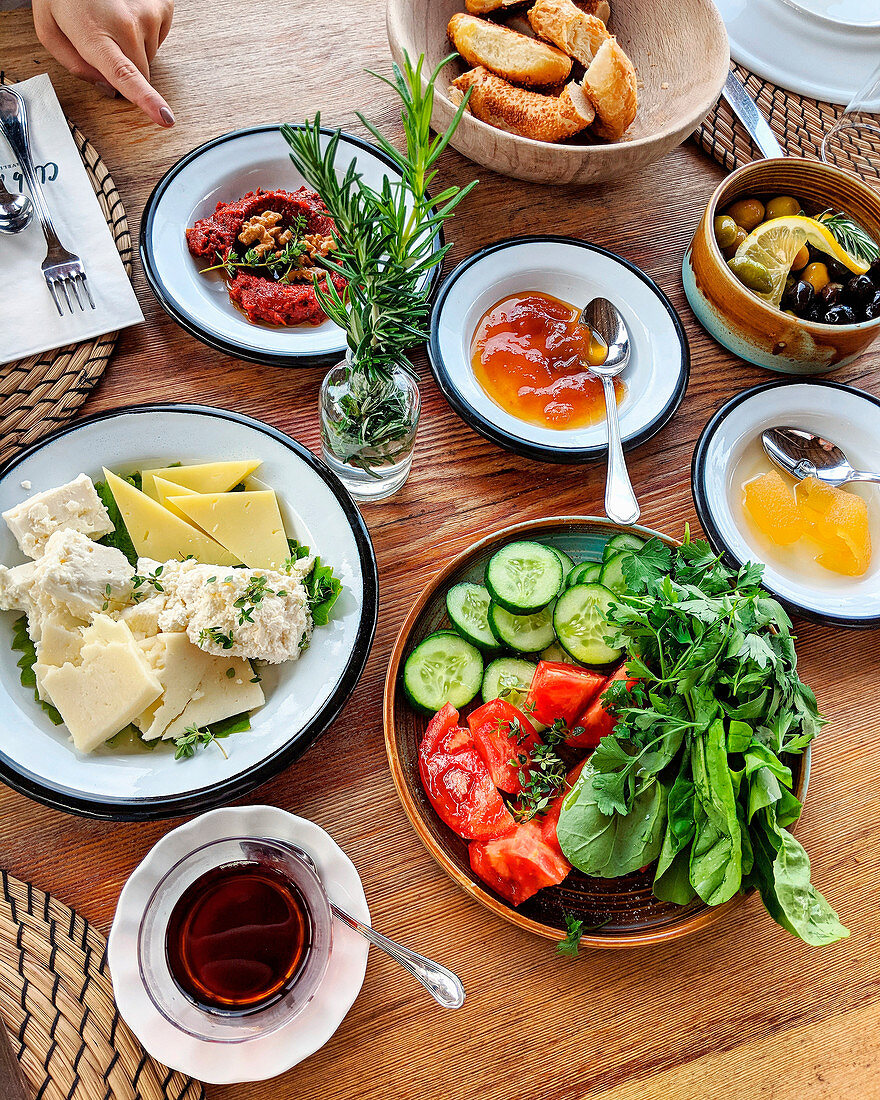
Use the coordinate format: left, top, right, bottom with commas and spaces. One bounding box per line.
0, 404, 378, 820
108, 805, 370, 1084
692, 378, 880, 628
140, 125, 445, 369
428, 235, 690, 463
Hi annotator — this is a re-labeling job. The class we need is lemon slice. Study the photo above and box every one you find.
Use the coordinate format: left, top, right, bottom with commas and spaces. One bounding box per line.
733, 221, 809, 307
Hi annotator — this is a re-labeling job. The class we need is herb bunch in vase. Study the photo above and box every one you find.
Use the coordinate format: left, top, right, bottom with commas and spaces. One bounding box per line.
282, 53, 475, 502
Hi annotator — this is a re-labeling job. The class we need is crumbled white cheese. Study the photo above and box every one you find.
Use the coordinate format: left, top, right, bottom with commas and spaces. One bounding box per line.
31, 529, 133, 621
20, 481, 31, 491
2, 474, 114, 559
0, 561, 43, 640
118, 594, 169, 641
153, 558, 312, 663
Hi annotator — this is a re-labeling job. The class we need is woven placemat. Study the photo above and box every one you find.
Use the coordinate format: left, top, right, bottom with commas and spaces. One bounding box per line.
694, 62, 880, 188
0, 73, 131, 470
0, 870, 203, 1100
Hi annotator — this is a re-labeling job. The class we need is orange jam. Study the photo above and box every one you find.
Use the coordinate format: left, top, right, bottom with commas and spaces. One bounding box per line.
470, 292, 624, 430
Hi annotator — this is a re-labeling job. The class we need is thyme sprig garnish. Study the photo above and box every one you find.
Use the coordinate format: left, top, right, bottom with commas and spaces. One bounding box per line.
232, 575, 287, 626
817, 209, 880, 264
199, 626, 235, 650
174, 724, 229, 760
200, 215, 311, 284
502, 715, 569, 822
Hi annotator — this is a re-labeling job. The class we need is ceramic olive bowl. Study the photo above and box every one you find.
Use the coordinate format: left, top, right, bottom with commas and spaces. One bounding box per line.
386, 0, 729, 186
683, 157, 880, 375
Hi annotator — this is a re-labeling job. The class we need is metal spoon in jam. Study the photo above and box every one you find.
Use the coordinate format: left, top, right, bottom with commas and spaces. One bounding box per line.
762, 426, 880, 488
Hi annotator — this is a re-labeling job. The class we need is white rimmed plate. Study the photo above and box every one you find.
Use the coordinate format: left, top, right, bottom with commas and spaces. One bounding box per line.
716, 0, 880, 105
140, 126, 443, 368
692, 379, 880, 627
428, 236, 689, 464
108, 806, 370, 1084
0, 405, 377, 819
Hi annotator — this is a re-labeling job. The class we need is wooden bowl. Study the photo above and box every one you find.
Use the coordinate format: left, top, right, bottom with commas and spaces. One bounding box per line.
386, 0, 729, 186
383, 517, 810, 947
683, 157, 880, 374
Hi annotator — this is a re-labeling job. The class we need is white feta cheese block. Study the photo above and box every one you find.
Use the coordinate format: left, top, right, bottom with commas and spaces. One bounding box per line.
41, 616, 162, 753
118, 594, 169, 641
0, 561, 43, 640
2, 474, 113, 559
161, 656, 265, 741
34, 607, 87, 701
155, 559, 312, 664
32, 529, 133, 621
134, 632, 221, 740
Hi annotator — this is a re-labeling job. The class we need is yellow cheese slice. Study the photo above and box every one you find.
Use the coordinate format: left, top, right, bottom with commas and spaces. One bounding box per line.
102, 470, 239, 567
142, 460, 261, 497
135, 633, 221, 740
151, 476, 200, 523
169, 490, 290, 570
161, 656, 265, 741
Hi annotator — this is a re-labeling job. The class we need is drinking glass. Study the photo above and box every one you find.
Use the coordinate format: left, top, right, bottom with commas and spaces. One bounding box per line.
821, 57, 880, 190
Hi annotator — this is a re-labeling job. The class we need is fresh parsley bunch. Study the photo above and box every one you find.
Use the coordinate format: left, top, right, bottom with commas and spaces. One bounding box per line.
557, 532, 848, 946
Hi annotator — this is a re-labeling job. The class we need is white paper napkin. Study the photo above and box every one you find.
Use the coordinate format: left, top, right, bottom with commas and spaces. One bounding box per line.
0, 74, 143, 365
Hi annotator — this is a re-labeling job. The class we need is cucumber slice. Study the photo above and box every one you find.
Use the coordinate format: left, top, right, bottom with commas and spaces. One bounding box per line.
540, 642, 582, 666
446, 582, 498, 652
403, 633, 484, 715
602, 533, 645, 561
566, 561, 602, 588
548, 545, 575, 582
553, 584, 622, 665
488, 601, 556, 653
485, 541, 564, 614
482, 657, 536, 707
599, 551, 629, 594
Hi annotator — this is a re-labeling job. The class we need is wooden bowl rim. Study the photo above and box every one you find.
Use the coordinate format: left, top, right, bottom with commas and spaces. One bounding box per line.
385, 0, 730, 159
383, 515, 810, 948
700, 156, 880, 335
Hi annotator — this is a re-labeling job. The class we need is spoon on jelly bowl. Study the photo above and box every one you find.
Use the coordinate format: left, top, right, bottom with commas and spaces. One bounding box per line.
580, 297, 640, 526
762, 427, 880, 488
291, 846, 465, 1009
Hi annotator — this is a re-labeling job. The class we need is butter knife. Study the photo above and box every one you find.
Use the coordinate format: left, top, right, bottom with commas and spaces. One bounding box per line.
721, 69, 785, 160
0, 1020, 31, 1100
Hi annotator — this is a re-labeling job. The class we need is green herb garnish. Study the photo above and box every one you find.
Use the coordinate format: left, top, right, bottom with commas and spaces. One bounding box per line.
557, 913, 584, 957
173, 711, 251, 760
11, 616, 63, 725
199, 215, 311, 283
199, 626, 235, 650
817, 209, 880, 265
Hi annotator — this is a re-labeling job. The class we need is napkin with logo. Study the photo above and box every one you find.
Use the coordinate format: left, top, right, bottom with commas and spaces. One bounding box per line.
0, 74, 143, 365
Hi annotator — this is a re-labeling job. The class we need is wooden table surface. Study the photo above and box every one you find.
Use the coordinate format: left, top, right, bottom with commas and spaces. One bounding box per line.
2, 4, 880, 1098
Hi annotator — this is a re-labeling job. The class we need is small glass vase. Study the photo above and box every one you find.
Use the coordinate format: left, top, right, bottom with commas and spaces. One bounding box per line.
319, 354, 420, 503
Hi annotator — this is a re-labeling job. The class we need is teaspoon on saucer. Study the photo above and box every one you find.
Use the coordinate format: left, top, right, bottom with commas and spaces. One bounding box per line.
762, 426, 880, 488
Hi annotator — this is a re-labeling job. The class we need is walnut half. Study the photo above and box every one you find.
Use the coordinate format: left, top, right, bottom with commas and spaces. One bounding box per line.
238, 211, 294, 257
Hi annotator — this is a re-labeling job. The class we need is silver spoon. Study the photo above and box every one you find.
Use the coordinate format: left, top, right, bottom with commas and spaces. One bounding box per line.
0, 174, 32, 233
292, 846, 465, 1010
762, 427, 880, 488
580, 297, 640, 525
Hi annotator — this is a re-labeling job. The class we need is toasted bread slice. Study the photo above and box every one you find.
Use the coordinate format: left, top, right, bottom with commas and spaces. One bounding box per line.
574, 0, 611, 22
449, 13, 573, 87
450, 67, 594, 143
582, 36, 637, 140
528, 0, 610, 66
465, 0, 527, 12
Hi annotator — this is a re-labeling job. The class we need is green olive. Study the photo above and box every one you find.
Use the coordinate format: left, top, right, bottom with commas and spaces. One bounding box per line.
728, 256, 773, 294
765, 195, 802, 219
723, 225, 748, 259
714, 215, 738, 249
802, 261, 830, 293
791, 244, 810, 272
726, 197, 765, 231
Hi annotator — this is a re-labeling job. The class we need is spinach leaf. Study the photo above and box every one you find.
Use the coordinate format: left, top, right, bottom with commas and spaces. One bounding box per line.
690, 721, 741, 905
94, 477, 139, 566
10, 616, 63, 725
653, 847, 696, 905
653, 766, 697, 904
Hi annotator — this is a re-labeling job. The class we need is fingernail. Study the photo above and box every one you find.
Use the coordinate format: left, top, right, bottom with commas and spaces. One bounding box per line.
159, 106, 175, 127
96, 82, 117, 98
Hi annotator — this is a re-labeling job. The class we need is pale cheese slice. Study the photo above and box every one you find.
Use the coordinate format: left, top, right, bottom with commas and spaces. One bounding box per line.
34, 607, 86, 701
134, 633, 220, 740
169, 491, 289, 570
150, 477, 200, 523
42, 616, 162, 753
102, 470, 239, 566
142, 460, 261, 498
161, 656, 264, 741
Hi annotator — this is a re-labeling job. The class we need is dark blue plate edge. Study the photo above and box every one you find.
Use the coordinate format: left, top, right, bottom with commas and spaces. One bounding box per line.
140, 125, 445, 370
427, 235, 691, 465
690, 377, 880, 630
0, 403, 379, 820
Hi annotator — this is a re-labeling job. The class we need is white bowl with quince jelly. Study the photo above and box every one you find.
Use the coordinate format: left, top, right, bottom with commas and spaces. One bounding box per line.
0, 404, 377, 819
691, 379, 880, 627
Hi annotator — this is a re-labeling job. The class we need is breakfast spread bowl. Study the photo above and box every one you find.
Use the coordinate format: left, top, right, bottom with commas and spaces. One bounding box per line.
386, 0, 729, 186
683, 157, 880, 375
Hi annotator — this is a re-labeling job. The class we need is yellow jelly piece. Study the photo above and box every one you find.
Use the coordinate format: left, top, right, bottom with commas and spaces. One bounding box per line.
796, 476, 872, 576
743, 471, 805, 546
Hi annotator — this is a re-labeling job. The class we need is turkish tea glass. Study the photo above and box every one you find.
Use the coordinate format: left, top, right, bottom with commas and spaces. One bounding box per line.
821, 57, 880, 192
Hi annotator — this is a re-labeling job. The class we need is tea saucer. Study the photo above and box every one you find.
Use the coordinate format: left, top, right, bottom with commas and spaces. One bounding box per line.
108, 805, 370, 1084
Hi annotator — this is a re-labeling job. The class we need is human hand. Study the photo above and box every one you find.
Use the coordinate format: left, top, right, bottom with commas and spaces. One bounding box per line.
32, 0, 175, 127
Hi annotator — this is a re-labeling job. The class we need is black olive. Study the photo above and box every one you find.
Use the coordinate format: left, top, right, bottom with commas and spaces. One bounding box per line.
824, 304, 857, 325
820, 282, 844, 307
845, 274, 875, 305
868, 257, 880, 283
805, 302, 825, 323
785, 280, 814, 313
865, 291, 880, 321
825, 258, 850, 283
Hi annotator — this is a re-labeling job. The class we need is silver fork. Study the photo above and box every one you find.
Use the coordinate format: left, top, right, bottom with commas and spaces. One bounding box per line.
0, 86, 95, 315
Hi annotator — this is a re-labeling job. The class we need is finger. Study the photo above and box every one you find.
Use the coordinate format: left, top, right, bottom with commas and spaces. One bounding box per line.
32, 12, 107, 87
78, 36, 174, 127
158, 4, 174, 48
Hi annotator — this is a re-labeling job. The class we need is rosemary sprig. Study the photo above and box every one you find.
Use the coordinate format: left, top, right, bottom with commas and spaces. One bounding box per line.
817, 209, 880, 265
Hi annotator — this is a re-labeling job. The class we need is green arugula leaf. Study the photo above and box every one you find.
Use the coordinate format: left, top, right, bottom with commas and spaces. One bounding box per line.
94, 477, 139, 566
10, 616, 63, 725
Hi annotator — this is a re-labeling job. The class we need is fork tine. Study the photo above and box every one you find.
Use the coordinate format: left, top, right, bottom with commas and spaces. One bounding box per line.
78, 273, 95, 310
58, 278, 73, 314
46, 279, 63, 317
67, 276, 83, 311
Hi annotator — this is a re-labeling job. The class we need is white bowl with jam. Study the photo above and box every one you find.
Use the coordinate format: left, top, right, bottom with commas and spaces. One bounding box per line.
428, 236, 689, 463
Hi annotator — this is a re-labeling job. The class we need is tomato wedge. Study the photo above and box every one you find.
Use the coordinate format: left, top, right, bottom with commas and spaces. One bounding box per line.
467, 698, 541, 794
524, 661, 606, 727
419, 703, 516, 841
567, 663, 638, 749
469, 820, 571, 906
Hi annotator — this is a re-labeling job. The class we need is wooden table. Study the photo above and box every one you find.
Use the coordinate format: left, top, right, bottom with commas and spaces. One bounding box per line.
2, 4, 879, 1098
